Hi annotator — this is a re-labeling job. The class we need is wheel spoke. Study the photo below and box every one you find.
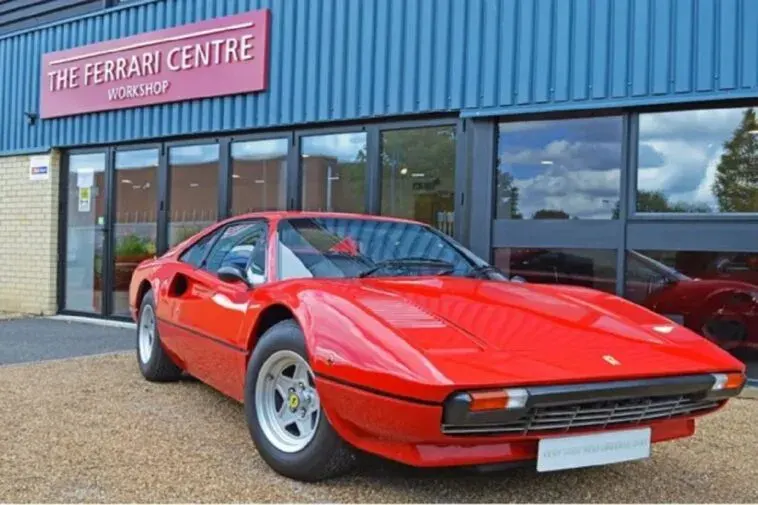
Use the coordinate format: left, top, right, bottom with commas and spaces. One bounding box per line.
275, 373, 298, 392
307, 389, 320, 414
274, 386, 287, 413
292, 362, 309, 384
295, 417, 311, 438
278, 407, 297, 428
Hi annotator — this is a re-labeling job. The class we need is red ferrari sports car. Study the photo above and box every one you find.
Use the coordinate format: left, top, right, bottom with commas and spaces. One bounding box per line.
129, 211, 746, 481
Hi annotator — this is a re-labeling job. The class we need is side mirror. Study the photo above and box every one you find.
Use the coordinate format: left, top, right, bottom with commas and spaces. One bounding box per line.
217, 265, 251, 287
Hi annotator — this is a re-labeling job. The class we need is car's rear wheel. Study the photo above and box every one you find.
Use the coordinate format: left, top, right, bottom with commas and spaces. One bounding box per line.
136, 290, 182, 382
244, 319, 356, 481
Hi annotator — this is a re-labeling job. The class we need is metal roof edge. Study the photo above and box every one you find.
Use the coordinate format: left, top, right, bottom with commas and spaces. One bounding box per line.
0, 0, 163, 43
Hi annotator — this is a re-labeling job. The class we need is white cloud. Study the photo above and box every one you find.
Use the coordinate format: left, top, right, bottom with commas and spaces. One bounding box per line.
639, 108, 744, 142
169, 144, 220, 165
302, 132, 366, 162
231, 138, 288, 160
115, 148, 159, 170
69, 152, 106, 173
513, 166, 620, 219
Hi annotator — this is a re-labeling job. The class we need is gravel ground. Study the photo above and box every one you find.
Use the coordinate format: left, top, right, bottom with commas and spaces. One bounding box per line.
0, 318, 132, 365
0, 353, 756, 503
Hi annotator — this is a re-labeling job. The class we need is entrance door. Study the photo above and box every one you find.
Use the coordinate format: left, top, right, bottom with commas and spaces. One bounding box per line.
110, 147, 160, 317
62, 152, 108, 314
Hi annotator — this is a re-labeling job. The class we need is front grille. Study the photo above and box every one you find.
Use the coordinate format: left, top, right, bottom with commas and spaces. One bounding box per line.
442, 394, 722, 435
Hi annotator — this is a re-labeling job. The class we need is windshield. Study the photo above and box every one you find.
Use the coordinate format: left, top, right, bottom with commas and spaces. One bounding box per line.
627, 250, 690, 282
276, 217, 507, 281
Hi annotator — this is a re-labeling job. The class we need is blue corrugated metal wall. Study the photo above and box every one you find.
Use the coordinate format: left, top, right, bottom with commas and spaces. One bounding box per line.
2, 0, 758, 154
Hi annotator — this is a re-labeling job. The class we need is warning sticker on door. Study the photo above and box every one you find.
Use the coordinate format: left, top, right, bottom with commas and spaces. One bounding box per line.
78, 187, 91, 212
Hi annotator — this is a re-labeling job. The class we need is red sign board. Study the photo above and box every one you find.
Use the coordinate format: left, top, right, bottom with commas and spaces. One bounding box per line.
39, 9, 270, 119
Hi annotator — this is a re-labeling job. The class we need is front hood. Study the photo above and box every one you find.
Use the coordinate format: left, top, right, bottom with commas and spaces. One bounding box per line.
346, 277, 743, 388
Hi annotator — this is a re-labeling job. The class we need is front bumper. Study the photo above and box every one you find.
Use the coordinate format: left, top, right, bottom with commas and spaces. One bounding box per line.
315, 374, 740, 468
442, 373, 740, 435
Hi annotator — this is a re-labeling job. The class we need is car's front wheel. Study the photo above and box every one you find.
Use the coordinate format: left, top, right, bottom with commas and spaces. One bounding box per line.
244, 319, 356, 481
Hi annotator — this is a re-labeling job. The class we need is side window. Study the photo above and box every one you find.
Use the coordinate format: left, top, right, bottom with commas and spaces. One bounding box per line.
203, 221, 268, 283
179, 231, 219, 267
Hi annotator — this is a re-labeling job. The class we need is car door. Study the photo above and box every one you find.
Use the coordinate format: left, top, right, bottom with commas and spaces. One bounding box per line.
171, 219, 269, 396
156, 227, 220, 364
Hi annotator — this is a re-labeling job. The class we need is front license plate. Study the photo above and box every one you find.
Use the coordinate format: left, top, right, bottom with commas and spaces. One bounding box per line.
536, 427, 651, 472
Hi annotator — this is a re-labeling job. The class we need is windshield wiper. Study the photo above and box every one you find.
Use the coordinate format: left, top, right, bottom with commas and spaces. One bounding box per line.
464, 265, 505, 279
357, 257, 455, 278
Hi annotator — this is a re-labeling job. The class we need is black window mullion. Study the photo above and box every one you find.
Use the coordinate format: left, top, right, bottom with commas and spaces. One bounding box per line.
366, 125, 381, 214
467, 119, 497, 261
156, 143, 169, 255
56, 152, 69, 313
287, 132, 301, 210
615, 112, 637, 297
454, 119, 468, 246
103, 146, 116, 317
218, 137, 231, 220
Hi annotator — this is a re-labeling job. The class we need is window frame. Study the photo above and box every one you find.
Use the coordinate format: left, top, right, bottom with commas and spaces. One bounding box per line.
479, 112, 631, 296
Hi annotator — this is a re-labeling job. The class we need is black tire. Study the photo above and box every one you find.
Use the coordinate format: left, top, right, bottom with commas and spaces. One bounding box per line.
244, 319, 357, 481
136, 290, 183, 382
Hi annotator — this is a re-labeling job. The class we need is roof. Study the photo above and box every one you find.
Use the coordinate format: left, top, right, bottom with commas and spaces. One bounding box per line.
216, 211, 425, 227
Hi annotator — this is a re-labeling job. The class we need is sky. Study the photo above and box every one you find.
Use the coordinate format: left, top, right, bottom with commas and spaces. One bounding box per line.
498, 116, 623, 219
497, 107, 749, 219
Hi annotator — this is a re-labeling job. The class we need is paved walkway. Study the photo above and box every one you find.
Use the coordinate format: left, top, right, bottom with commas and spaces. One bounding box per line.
0, 317, 133, 365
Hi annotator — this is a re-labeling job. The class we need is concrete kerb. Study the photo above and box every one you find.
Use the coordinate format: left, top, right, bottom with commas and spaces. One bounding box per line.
47, 314, 136, 330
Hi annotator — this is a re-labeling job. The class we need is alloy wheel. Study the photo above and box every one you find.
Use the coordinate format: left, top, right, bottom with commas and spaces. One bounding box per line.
255, 350, 320, 453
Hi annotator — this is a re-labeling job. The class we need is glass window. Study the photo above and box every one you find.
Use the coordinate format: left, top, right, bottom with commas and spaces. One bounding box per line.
624, 249, 757, 377
380, 126, 456, 234
64, 152, 107, 313
168, 143, 220, 247
112, 148, 159, 316
493, 247, 618, 294
301, 132, 367, 213
276, 217, 496, 281
231, 139, 288, 215
203, 221, 267, 283
179, 231, 218, 267
637, 107, 758, 214
496, 116, 623, 220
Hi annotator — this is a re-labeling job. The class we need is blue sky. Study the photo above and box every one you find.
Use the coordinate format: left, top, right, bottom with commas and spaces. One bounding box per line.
497, 107, 749, 218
